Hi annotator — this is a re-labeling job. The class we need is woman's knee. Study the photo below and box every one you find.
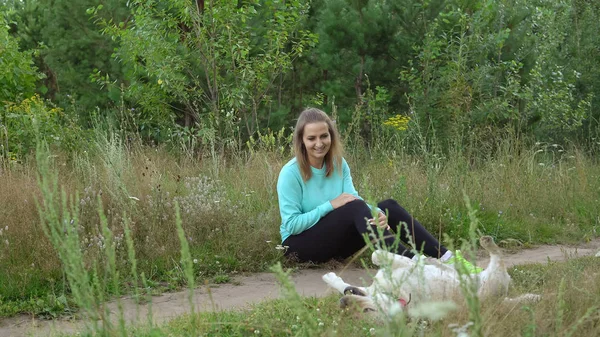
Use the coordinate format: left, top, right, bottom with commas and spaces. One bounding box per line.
378, 199, 401, 212
345, 199, 370, 211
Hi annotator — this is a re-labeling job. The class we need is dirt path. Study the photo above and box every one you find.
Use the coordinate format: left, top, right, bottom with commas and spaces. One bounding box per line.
2, 240, 599, 337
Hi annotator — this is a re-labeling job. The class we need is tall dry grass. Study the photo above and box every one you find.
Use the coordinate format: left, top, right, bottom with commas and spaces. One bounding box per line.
0, 132, 598, 317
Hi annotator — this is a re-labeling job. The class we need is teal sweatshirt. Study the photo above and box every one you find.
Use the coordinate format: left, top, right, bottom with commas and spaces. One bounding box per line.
277, 157, 364, 242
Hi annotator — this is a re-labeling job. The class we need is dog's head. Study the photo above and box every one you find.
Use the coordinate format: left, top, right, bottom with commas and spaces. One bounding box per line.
340, 294, 378, 313
340, 286, 409, 318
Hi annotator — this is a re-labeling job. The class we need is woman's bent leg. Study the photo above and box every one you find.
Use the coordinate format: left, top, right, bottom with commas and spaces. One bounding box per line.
283, 202, 364, 262
378, 199, 448, 258
283, 200, 412, 262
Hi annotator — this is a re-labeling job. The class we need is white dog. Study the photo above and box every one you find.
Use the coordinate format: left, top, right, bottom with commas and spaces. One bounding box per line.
323, 236, 540, 316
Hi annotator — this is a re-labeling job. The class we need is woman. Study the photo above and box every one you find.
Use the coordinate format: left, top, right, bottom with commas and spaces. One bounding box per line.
276, 108, 479, 271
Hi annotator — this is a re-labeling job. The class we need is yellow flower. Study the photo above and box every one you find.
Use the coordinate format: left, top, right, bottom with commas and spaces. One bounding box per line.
383, 114, 410, 131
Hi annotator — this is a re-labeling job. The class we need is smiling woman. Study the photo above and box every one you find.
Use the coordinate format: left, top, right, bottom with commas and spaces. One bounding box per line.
275, 108, 475, 266
302, 122, 331, 169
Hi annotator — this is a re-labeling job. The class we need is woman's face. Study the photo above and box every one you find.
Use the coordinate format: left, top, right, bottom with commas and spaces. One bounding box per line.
302, 122, 331, 168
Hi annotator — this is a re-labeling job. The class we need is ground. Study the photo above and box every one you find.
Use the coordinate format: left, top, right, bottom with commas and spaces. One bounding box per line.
1, 239, 599, 337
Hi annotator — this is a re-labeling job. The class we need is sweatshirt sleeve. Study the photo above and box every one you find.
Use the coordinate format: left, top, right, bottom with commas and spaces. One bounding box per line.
277, 166, 334, 236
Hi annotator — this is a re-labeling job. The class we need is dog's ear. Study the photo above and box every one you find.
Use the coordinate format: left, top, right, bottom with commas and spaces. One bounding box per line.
344, 286, 367, 296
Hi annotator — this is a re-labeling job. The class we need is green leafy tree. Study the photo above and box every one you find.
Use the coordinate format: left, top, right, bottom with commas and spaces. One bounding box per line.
309, 0, 446, 143
400, 0, 595, 150
6, 0, 129, 121
95, 0, 316, 146
0, 17, 40, 103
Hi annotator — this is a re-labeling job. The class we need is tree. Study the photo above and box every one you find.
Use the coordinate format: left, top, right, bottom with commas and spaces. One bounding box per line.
96, 0, 316, 146
0, 16, 40, 103
6, 0, 129, 122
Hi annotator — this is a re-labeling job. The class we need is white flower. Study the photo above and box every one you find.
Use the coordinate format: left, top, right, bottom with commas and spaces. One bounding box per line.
193, 259, 198, 264
254, 330, 260, 334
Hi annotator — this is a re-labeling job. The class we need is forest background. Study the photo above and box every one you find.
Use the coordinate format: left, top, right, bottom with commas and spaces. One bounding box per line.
1, 0, 600, 321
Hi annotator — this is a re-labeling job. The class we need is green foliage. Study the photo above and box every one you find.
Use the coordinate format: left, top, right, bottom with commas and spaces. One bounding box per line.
1, 95, 83, 160
5, 0, 129, 117
400, 0, 599, 151
94, 0, 316, 147
1, 0, 599, 156
0, 293, 70, 318
0, 20, 41, 103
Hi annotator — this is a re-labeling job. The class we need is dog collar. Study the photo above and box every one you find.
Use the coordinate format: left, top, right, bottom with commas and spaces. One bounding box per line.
398, 293, 411, 307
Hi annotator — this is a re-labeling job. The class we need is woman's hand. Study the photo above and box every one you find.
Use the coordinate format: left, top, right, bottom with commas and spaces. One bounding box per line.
369, 212, 390, 230
330, 193, 358, 209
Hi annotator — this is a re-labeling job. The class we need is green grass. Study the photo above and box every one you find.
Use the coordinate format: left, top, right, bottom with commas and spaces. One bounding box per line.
60, 255, 600, 337
0, 133, 599, 320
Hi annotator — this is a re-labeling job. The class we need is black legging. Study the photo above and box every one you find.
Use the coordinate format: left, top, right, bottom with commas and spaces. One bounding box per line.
283, 199, 448, 263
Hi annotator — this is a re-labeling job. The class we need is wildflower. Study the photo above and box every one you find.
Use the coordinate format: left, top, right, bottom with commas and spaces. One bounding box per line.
383, 114, 411, 131
193, 259, 198, 264
254, 330, 260, 334
370, 327, 376, 335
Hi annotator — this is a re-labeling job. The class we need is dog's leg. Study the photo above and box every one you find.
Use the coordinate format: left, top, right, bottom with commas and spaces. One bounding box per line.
322, 272, 353, 294
422, 257, 457, 272
478, 236, 511, 298
372, 250, 415, 270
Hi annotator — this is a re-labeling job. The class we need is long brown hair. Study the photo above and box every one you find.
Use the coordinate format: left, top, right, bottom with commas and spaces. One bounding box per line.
293, 108, 343, 181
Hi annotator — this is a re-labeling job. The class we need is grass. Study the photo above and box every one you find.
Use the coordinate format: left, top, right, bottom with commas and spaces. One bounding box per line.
58, 255, 600, 337
0, 131, 599, 322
